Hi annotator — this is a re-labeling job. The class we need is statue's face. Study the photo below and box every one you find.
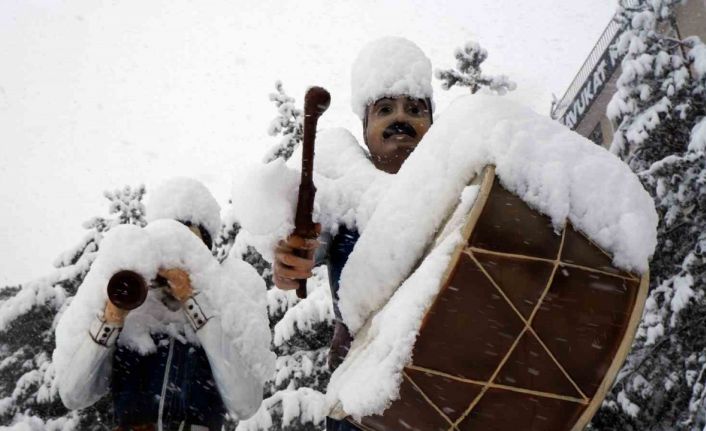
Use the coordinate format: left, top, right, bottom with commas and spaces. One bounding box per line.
364, 96, 432, 174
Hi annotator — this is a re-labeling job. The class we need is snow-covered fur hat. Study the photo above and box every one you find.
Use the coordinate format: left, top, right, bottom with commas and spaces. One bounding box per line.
351, 37, 433, 120
146, 177, 221, 246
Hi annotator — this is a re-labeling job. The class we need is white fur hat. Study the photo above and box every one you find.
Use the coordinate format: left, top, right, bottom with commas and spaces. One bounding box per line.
350, 37, 433, 120
146, 177, 221, 242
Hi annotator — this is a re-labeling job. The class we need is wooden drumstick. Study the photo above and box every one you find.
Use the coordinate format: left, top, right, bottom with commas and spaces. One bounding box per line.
294, 86, 331, 299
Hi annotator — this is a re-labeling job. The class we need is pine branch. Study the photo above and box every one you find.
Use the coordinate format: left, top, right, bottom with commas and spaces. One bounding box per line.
435, 41, 516, 95
264, 81, 304, 163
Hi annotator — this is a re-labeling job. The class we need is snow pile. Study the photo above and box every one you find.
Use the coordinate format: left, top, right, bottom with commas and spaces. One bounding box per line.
687, 36, 706, 80
146, 177, 222, 241
0, 277, 69, 333
350, 37, 433, 119
272, 266, 333, 347
236, 387, 326, 431
0, 411, 80, 431
230, 159, 300, 261
688, 118, 706, 152
0, 352, 56, 425
53, 220, 275, 387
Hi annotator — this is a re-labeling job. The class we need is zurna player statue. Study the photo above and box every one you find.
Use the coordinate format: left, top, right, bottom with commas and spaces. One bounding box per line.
53, 177, 274, 431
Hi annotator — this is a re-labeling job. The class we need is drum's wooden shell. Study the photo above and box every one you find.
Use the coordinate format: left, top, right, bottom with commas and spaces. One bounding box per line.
350, 167, 648, 431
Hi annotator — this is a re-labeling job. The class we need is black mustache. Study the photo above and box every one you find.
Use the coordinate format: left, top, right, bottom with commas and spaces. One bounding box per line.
382, 122, 417, 139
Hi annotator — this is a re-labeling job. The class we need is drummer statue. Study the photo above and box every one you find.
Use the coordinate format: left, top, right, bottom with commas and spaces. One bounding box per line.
272, 37, 434, 431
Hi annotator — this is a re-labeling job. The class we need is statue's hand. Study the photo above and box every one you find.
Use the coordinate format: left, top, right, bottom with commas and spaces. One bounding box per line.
273, 226, 321, 291
158, 268, 193, 303
103, 301, 129, 324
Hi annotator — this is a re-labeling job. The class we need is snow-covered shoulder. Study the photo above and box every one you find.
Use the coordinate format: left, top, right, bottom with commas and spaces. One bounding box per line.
232, 157, 300, 239
230, 127, 389, 259
313, 128, 392, 233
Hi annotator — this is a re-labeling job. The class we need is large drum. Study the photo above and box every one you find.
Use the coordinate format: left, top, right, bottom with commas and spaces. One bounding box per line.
345, 166, 648, 431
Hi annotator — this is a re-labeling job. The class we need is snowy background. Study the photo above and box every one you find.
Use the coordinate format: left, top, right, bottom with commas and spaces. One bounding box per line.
0, 0, 616, 286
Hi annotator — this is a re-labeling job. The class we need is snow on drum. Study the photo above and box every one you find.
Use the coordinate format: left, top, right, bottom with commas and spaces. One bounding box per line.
337, 166, 648, 431
323, 95, 658, 431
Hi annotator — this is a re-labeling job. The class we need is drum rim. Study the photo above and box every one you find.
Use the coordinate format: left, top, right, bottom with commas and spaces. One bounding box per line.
572, 270, 648, 430
420, 164, 650, 431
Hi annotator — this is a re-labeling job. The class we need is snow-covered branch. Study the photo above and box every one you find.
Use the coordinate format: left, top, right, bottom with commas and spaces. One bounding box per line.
435, 41, 516, 95
263, 81, 304, 163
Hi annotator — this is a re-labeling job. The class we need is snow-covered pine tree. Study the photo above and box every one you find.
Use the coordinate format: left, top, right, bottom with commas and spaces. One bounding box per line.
222, 81, 332, 430
263, 81, 304, 163
590, 1, 706, 429
214, 211, 241, 265
435, 40, 517, 94
0, 185, 146, 430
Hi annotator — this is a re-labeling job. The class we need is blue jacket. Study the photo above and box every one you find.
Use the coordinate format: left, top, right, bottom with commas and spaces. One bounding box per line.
56, 290, 265, 430
112, 335, 226, 430
322, 226, 363, 431
322, 226, 360, 322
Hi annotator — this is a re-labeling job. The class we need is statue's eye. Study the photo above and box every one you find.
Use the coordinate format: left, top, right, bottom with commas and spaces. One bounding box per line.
378, 105, 392, 115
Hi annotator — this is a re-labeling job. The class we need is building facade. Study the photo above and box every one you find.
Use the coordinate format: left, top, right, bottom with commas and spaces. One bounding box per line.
550, 0, 706, 148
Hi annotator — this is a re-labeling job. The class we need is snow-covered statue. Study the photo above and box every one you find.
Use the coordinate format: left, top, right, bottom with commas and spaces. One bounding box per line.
269, 36, 434, 431
233, 37, 659, 431
53, 177, 275, 431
